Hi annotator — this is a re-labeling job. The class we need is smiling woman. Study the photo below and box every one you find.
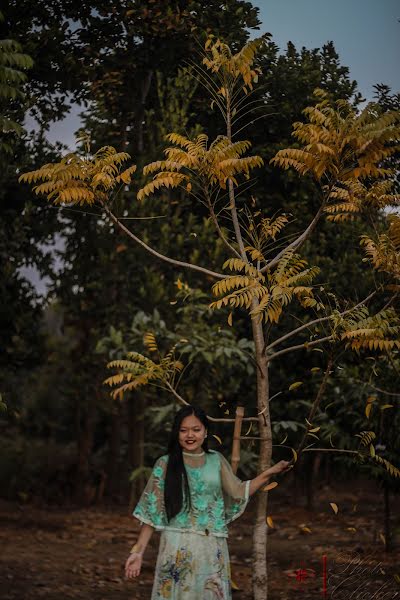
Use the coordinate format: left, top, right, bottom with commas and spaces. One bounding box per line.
125, 405, 291, 599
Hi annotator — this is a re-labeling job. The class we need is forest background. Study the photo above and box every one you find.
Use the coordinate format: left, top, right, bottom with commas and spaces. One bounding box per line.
1, 1, 400, 598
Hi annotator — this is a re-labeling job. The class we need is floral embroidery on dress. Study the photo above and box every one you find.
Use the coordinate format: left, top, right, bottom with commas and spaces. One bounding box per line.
156, 547, 193, 598
133, 451, 250, 537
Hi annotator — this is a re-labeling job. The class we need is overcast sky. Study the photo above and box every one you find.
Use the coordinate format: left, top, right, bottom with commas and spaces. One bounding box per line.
256, 0, 399, 100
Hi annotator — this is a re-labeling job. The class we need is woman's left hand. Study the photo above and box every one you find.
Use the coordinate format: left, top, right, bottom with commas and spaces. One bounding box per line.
268, 460, 292, 476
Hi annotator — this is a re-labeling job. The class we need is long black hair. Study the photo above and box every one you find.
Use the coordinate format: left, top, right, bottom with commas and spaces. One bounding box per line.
164, 405, 210, 522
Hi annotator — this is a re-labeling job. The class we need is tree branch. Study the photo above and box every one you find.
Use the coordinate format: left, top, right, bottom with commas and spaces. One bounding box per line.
295, 355, 334, 457
266, 335, 333, 363
205, 192, 241, 258
163, 381, 259, 422
260, 202, 326, 273
101, 202, 225, 280
344, 378, 400, 398
265, 290, 377, 354
302, 448, 359, 454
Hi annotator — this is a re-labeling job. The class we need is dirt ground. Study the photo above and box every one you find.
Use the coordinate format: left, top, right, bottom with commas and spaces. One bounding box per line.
1, 479, 399, 600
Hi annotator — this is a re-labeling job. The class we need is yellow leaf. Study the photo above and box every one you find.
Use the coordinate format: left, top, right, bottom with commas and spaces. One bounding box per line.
330, 502, 339, 514
266, 516, 275, 528
176, 278, 183, 290
369, 444, 375, 457
263, 481, 278, 492
116, 244, 127, 253
291, 448, 298, 463
394, 574, 400, 584
380, 404, 393, 410
298, 524, 312, 534
244, 423, 252, 436
365, 403, 373, 419
213, 434, 222, 445
346, 527, 356, 533
279, 434, 288, 445
230, 578, 240, 591
289, 381, 303, 391
227, 312, 233, 327
309, 426, 321, 433
379, 533, 386, 546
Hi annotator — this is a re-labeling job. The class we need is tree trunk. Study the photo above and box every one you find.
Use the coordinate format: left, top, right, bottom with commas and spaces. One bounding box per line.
251, 316, 272, 600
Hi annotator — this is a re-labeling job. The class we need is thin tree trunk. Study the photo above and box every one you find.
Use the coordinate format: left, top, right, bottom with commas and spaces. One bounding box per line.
252, 316, 272, 600
231, 405, 244, 474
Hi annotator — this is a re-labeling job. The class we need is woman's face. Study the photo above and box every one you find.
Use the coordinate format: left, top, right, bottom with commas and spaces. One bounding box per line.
178, 414, 207, 453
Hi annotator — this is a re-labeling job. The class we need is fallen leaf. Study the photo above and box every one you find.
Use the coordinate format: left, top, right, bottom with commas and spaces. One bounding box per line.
330, 502, 339, 514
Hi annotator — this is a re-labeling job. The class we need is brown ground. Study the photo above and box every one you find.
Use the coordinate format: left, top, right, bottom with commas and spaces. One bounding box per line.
1, 480, 399, 600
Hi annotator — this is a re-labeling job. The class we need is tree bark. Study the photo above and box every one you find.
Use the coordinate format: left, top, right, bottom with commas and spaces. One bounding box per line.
251, 315, 272, 600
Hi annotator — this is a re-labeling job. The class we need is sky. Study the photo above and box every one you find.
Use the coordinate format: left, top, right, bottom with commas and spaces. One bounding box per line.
256, 0, 399, 99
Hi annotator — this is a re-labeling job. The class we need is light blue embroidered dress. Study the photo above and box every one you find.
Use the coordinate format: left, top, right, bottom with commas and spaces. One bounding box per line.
133, 450, 250, 599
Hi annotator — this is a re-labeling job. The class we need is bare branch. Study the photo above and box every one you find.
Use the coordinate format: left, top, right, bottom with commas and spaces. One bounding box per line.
295, 355, 334, 457
205, 192, 241, 258
101, 201, 225, 280
261, 202, 326, 273
266, 335, 333, 363
265, 290, 377, 354
343, 378, 400, 398
164, 381, 259, 422
302, 448, 359, 454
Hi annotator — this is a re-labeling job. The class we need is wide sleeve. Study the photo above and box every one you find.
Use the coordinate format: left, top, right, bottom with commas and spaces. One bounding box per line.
132, 455, 168, 530
219, 452, 250, 524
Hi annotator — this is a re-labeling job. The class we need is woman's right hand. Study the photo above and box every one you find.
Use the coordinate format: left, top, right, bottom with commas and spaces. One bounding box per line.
125, 552, 143, 579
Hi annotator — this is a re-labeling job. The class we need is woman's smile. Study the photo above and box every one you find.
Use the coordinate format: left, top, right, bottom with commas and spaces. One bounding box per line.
179, 415, 207, 453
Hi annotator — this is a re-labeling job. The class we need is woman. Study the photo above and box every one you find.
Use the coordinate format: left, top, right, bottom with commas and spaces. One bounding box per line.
125, 405, 291, 599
